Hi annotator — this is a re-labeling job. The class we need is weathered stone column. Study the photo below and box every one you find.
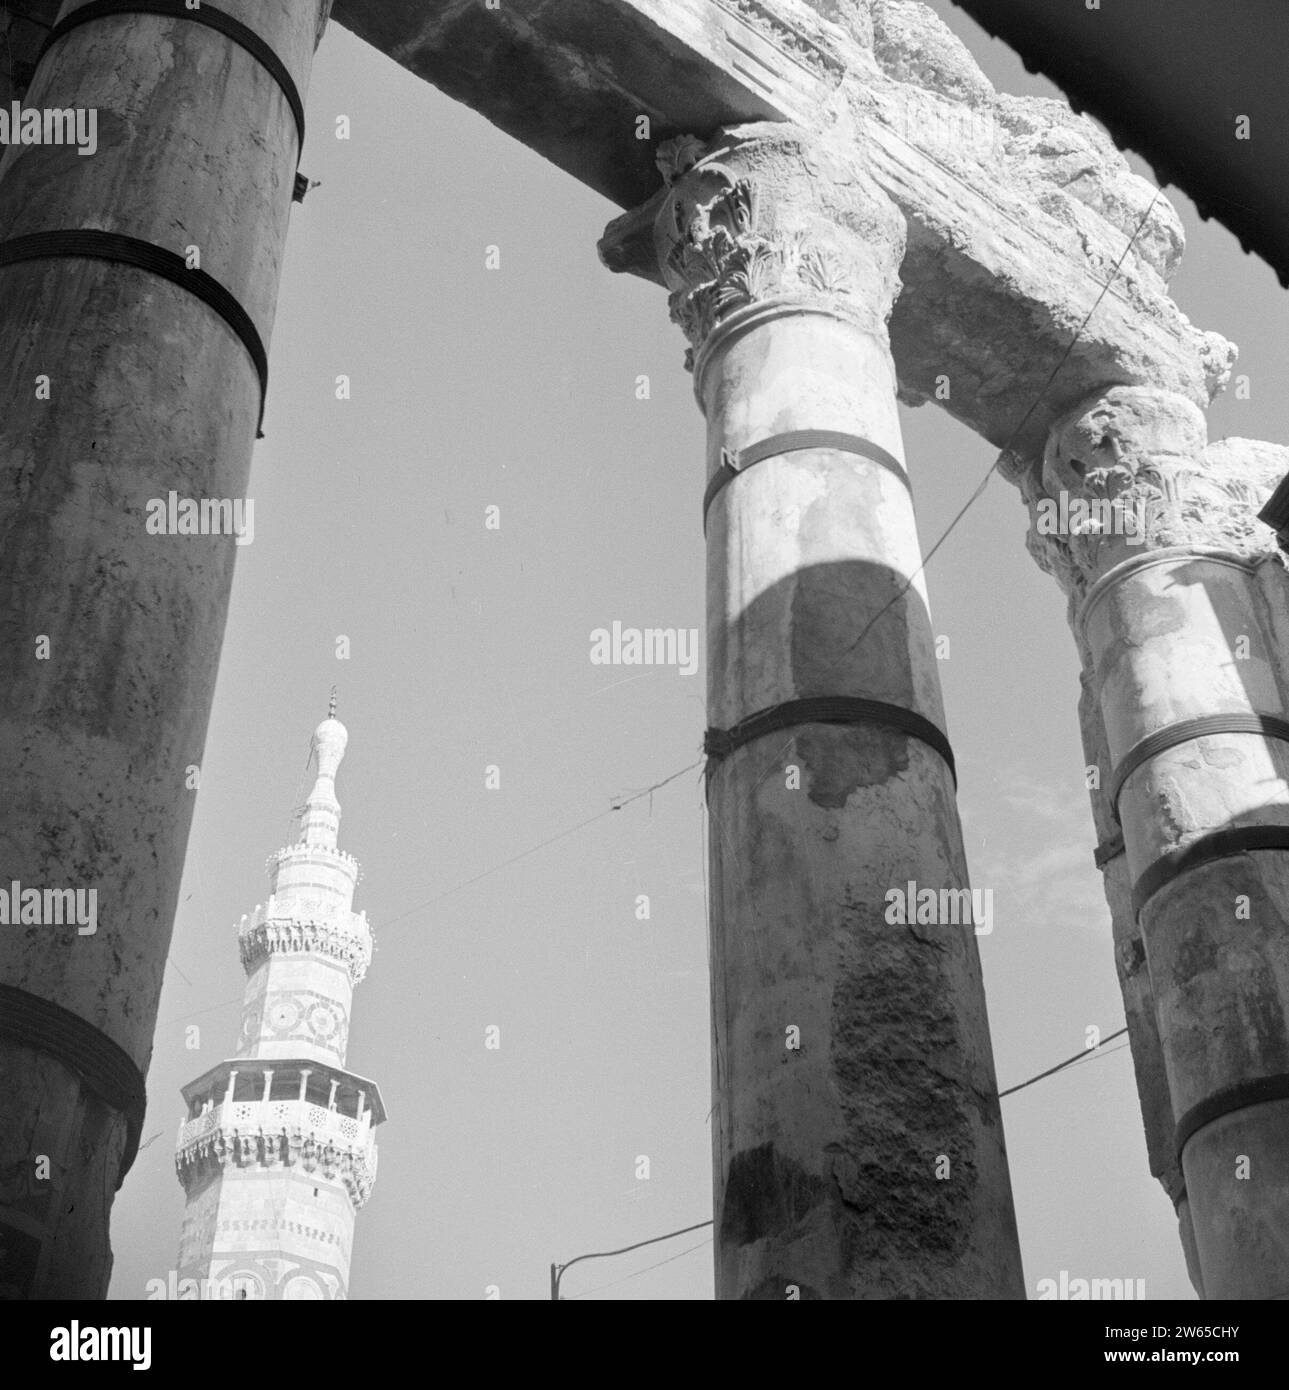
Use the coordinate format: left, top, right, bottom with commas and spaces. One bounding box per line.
0, 0, 331, 1298
606, 125, 1024, 1300
1072, 665, 1204, 1295
1017, 386, 1289, 1298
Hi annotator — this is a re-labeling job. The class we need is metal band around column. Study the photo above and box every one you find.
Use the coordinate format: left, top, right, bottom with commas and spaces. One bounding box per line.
1175, 1073, 1289, 1167
702, 430, 910, 533
705, 695, 956, 787
0, 230, 270, 436
1131, 824, 1289, 920
36, 0, 306, 158
1109, 712, 1289, 823
0, 984, 146, 1190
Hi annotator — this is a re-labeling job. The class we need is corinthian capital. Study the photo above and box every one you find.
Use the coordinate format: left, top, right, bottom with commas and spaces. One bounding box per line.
647, 123, 906, 370
1013, 385, 1288, 604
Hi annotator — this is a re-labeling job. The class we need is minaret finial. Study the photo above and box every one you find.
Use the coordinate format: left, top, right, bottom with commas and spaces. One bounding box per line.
298, 703, 348, 848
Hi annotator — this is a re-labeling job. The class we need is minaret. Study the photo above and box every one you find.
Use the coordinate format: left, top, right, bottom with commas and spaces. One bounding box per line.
173, 700, 385, 1300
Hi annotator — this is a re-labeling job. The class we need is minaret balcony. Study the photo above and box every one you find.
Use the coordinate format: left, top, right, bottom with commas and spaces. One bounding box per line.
175, 1097, 379, 1206
238, 903, 373, 982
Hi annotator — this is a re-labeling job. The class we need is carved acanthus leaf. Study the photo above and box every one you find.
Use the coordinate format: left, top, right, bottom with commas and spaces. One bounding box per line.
1018, 387, 1287, 605
654, 133, 897, 367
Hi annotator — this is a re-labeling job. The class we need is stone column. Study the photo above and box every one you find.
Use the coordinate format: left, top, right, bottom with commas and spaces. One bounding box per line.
1017, 385, 1289, 1298
606, 124, 1024, 1300
0, 0, 331, 1298
1073, 664, 1204, 1295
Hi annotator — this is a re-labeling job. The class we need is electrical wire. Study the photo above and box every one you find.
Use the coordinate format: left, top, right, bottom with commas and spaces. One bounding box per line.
998, 1025, 1129, 1098
156, 754, 707, 1027
554, 1217, 714, 1297
564, 1234, 714, 1299
379, 757, 705, 936
554, 1031, 1137, 1297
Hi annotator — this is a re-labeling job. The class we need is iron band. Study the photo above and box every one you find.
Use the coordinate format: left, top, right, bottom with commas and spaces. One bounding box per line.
1175, 1072, 1289, 1167
37, 0, 306, 157
0, 984, 146, 1190
1131, 824, 1289, 920
0, 230, 270, 435
1109, 712, 1289, 823
703, 430, 909, 533
704, 695, 956, 786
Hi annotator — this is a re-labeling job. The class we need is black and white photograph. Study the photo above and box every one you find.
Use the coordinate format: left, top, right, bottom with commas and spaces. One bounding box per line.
0, 0, 1284, 1354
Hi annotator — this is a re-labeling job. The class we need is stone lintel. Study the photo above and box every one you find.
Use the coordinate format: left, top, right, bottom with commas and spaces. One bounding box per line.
330, 0, 806, 211
604, 122, 1228, 457
2, 0, 1231, 456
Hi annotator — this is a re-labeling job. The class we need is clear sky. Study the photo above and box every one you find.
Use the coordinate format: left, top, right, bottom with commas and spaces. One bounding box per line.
106, 1, 1288, 1300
